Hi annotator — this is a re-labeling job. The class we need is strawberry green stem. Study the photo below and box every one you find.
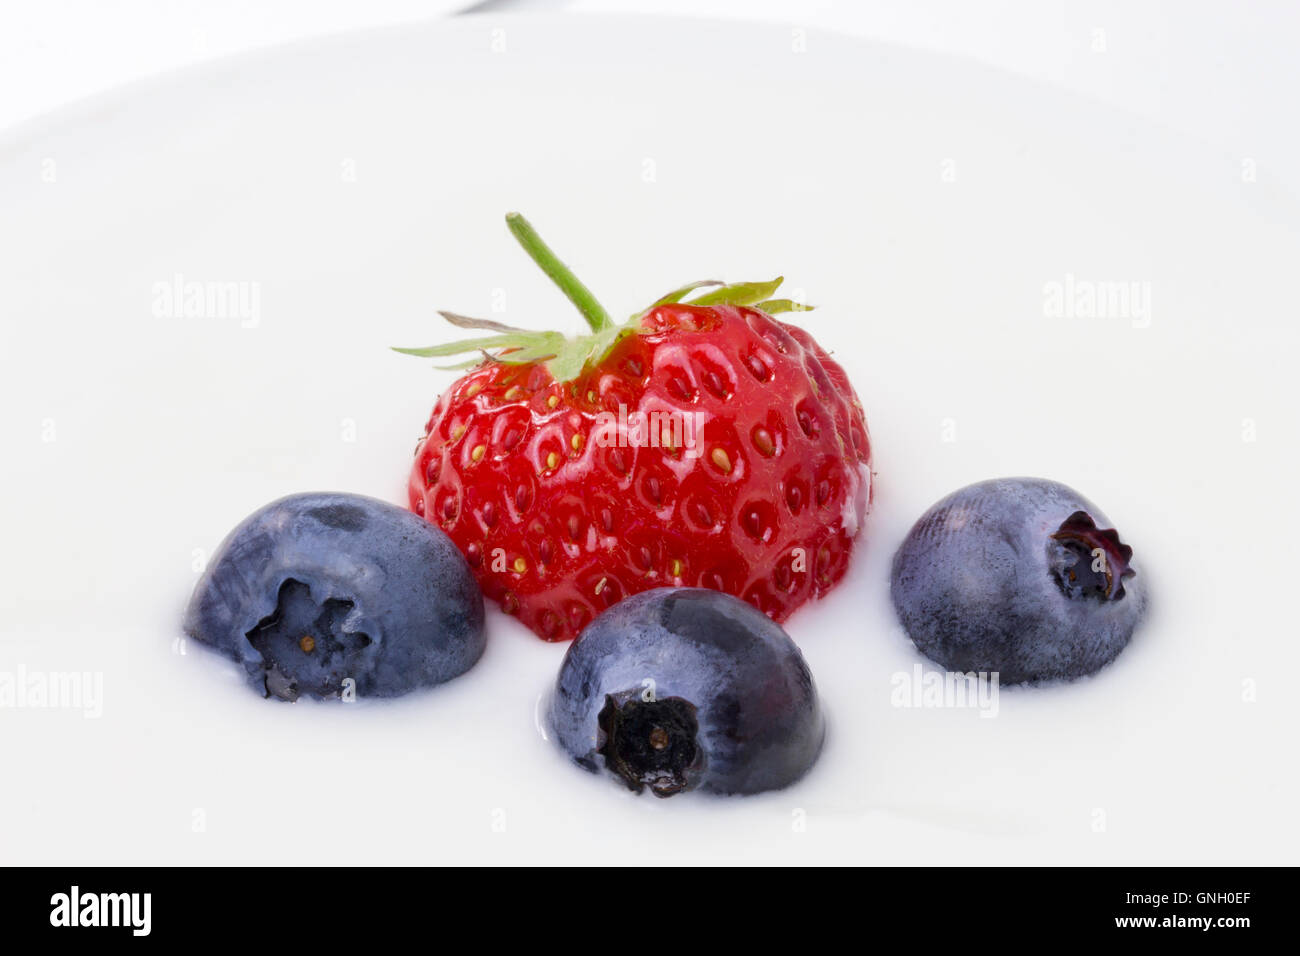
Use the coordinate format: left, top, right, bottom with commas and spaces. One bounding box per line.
394, 213, 809, 385
506, 212, 613, 334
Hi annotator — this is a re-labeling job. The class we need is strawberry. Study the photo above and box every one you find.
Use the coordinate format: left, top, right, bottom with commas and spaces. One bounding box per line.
398, 214, 872, 641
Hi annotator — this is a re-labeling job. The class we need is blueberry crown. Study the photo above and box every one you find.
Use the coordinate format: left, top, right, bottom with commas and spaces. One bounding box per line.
1050, 511, 1136, 600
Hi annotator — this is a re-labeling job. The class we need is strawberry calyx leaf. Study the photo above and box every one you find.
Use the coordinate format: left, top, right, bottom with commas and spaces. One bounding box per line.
644, 278, 813, 316
651, 280, 724, 306
392, 214, 814, 383
750, 298, 813, 315
687, 277, 784, 307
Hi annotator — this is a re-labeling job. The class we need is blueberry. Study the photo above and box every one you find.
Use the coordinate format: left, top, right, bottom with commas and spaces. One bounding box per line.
890, 478, 1147, 684
547, 588, 824, 796
185, 492, 484, 701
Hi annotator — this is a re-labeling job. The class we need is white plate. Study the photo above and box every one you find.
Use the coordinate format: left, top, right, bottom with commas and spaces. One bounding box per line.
1, 14, 1296, 865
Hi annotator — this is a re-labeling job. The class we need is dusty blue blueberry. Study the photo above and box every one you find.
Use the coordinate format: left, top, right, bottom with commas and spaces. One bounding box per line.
185, 492, 484, 701
890, 477, 1147, 684
548, 587, 824, 797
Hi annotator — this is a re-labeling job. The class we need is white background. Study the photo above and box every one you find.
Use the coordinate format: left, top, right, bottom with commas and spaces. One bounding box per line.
1, 3, 1296, 866
5, 0, 1300, 198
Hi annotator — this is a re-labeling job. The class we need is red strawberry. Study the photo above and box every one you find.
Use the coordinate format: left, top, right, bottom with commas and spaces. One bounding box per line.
398, 214, 872, 641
